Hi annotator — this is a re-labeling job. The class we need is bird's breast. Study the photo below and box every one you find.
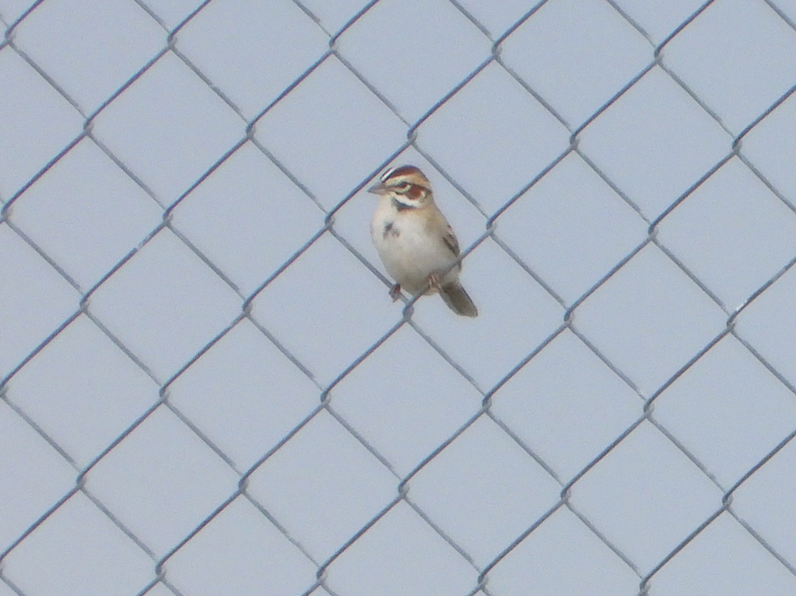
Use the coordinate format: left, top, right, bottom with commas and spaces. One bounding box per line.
371, 208, 459, 294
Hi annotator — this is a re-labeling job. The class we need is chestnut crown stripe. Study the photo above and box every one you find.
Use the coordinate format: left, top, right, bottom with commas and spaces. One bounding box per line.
381, 165, 422, 181
381, 165, 431, 187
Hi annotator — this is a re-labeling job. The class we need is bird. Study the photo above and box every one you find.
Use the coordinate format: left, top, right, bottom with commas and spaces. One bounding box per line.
368, 165, 478, 317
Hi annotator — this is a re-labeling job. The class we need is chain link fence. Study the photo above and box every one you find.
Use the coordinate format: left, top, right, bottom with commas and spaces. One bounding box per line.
2, 0, 796, 594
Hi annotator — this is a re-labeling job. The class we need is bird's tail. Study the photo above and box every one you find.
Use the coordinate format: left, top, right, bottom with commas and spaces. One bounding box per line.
439, 282, 478, 317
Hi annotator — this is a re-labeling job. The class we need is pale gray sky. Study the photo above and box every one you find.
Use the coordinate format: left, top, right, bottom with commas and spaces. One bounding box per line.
2, 1, 796, 595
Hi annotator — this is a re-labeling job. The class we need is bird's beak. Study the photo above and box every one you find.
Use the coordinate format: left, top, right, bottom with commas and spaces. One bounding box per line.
368, 182, 387, 195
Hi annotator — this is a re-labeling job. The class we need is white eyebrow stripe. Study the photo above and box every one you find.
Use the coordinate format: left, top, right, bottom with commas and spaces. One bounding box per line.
381, 166, 397, 181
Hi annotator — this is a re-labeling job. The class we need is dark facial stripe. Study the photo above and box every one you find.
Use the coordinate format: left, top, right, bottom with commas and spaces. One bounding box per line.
392, 197, 414, 211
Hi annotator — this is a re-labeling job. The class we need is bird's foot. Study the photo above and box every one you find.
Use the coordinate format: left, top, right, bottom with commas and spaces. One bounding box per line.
389, 283, 402, 301
427, 273, 442, 291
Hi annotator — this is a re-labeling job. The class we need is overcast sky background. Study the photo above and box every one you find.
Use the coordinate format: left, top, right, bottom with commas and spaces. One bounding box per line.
2, 0, 796, 595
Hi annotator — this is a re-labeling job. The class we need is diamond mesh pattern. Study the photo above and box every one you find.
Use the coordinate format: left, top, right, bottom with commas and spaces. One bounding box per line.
2, 1, 796, 595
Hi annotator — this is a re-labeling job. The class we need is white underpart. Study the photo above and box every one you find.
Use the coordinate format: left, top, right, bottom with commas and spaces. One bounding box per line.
371, 197, 459, 295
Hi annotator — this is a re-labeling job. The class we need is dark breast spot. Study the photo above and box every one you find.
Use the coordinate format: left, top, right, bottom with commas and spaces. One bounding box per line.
384, 221, 400, 239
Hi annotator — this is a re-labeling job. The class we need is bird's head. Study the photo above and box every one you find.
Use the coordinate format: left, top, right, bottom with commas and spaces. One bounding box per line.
368, 165, 433, 210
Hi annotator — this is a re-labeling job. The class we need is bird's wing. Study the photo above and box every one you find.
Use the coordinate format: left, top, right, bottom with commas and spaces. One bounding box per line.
442, 225, 460, 257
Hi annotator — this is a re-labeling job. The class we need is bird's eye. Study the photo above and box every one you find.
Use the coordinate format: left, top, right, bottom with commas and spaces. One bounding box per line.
396, 182, 410, 190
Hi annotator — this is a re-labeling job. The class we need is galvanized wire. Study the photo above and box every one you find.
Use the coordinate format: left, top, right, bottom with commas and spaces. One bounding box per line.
2, 0, 796, 595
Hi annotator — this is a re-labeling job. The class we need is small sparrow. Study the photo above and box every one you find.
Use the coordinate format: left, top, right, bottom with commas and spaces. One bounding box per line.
368, 165, 478, 317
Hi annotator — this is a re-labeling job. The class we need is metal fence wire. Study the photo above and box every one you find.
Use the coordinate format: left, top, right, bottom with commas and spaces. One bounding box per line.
2, 0, 796, 594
